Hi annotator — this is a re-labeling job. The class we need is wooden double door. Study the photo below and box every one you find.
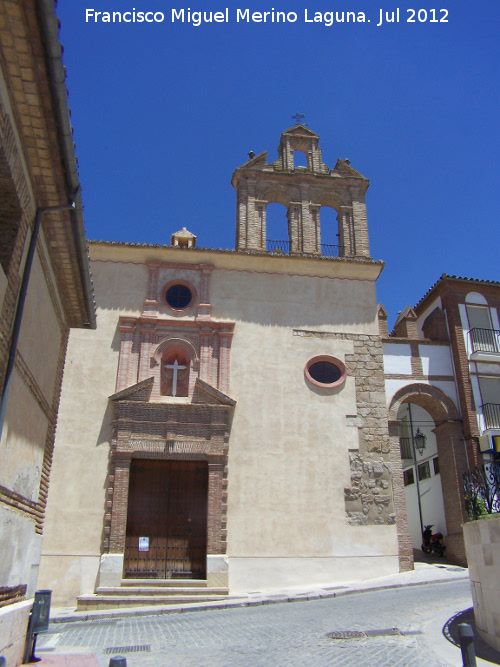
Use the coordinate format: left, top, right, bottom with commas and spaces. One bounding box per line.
124, 459, 208, 579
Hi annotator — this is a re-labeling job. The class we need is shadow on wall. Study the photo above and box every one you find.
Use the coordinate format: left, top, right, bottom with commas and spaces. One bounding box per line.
96, 400, 115, 447
92, 259, 381, 330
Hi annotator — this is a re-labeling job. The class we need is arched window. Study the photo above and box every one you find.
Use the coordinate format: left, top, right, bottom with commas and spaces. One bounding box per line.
161, 347, 190, 397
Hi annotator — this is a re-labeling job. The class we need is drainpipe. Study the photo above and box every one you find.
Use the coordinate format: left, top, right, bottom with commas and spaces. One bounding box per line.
0, 202, 76, 441
408, 403, 425, 535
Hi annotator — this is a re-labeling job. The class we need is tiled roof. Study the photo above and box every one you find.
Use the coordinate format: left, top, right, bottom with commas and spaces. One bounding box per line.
415, 273, 500, 310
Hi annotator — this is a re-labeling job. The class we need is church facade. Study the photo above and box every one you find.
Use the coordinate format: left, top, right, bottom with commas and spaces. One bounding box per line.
39, 126, 412, 608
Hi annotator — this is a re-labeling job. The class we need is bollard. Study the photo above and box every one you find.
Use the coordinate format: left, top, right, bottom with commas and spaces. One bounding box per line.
108, 657, 127, 667
23, 589, 52, 664
458, 623, 477, 667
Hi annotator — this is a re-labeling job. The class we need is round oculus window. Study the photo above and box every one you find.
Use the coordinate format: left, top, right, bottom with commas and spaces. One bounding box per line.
309, 361, 341, 384
165, 284, 193, 310
304, 356, 346, 389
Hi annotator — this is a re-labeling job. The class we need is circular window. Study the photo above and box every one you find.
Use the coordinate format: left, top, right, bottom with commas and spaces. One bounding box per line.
165, 283, 193, 310
304, 355, 346, 389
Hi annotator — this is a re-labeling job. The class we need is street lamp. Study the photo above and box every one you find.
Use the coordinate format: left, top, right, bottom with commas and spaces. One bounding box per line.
414, 428, 427, 456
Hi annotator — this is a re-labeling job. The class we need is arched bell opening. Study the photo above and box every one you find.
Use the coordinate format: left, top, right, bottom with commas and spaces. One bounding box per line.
265, 202, 290, 254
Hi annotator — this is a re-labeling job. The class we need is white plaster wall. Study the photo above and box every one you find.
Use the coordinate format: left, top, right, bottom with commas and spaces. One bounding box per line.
0, 506, 42, 596
476, 362, 500, 377
385, 379, 415, 406
428, 380, 459, 409
419, 344, 453, 376
38, 555, 101, 607
0, 373, 48, 501
38, 261, 146, 603
382, 343, 412, 375
211, 267, 380, 334
212, 265, 398, 589
229, 553, 400, 592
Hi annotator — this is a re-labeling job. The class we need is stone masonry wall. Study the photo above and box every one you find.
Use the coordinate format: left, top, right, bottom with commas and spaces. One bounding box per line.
295, 331, 413, 570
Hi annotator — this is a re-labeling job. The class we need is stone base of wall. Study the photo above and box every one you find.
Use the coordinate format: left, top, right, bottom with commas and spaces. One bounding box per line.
207, 555, 228, 588
0, 599, 32, 666
228, 555, 400, 593
445, 531, 468, 567
98, 554, 124, 588
463, 517, 500, 652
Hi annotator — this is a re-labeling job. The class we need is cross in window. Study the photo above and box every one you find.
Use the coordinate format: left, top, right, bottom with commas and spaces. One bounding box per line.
164, 359, 186, 397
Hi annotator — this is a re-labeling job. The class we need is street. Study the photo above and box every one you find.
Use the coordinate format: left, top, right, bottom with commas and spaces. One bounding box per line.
37, 579, 481, 666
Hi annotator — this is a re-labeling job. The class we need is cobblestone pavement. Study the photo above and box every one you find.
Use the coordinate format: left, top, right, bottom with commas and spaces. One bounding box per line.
38, 580, 473, 666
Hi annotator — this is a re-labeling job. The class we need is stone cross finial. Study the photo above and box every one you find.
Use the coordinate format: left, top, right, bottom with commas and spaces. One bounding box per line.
291, 112, 305, 125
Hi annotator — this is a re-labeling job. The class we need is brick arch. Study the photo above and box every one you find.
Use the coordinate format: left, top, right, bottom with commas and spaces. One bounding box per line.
153, 337, 199, 369
387, 382, 467, 566
315, 194, 342, 215
261, 185, 300, 208
388, 383, 459, 424
288, 138, 312, 154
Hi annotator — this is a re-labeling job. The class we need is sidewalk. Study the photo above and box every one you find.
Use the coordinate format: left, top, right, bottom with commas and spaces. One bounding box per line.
33, 561, 499, 666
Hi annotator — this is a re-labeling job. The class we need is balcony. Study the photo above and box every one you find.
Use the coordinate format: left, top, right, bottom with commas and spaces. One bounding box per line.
266, 240, 342, 257
469, 328, 500, 360
482, 403, 500, 431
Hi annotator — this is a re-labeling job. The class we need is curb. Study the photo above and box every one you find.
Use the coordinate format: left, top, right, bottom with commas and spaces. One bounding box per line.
49, 570, 470, 625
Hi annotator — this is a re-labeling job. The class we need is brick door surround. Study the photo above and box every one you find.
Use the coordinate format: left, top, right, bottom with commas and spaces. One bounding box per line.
103, 393, 234, 565
388, 383, 468, 565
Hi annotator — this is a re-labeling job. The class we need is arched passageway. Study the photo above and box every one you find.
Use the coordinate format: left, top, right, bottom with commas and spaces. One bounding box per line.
388, 384, 468, 565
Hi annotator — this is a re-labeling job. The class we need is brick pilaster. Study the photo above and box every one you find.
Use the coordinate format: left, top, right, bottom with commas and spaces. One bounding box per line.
116, 323, 135, 392
138, 327, 153, 382
388, 420, 414, 571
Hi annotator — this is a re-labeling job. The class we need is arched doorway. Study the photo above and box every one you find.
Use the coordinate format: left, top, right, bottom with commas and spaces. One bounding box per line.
388, 384, 468, 565
397, 402, 446, 548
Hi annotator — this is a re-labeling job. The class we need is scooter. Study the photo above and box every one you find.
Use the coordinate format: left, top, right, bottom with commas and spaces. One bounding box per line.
422, 524, 446, 556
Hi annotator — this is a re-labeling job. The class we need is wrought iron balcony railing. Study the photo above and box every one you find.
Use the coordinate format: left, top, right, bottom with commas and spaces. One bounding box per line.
267, 239, 290, 254
266, 240, 342, 257
399, 437, 413, 460
469, 327, 500, 354
463, 462, 500, 520
482, 403, 500, 430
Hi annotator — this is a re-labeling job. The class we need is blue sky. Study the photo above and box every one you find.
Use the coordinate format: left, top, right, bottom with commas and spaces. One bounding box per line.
58, 1, 500, 326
